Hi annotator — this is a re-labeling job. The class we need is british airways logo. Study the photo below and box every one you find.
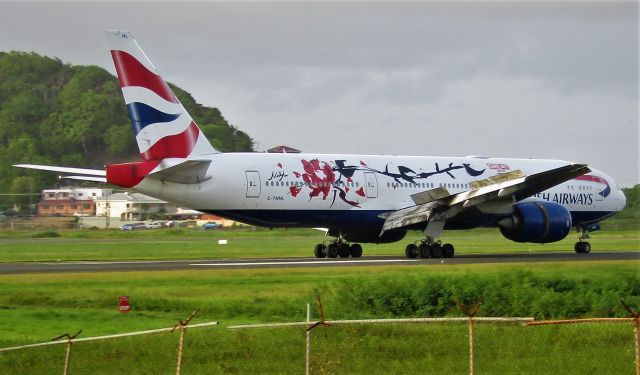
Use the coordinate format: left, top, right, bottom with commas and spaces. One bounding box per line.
534, 192, 594, 206
575, 175, 611, 198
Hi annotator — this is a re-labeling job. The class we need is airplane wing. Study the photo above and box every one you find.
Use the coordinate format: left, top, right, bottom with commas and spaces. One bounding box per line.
380, 163, 591, 237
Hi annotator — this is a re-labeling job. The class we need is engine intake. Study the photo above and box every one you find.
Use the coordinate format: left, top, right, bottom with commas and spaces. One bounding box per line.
499, 202, 572, 243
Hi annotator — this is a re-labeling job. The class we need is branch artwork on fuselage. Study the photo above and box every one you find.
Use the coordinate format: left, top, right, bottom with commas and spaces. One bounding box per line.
277, 159, 487, 208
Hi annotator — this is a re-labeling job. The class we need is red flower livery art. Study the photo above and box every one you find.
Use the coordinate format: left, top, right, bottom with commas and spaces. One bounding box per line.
290, 159, 362, 208
284, 158, 486, 208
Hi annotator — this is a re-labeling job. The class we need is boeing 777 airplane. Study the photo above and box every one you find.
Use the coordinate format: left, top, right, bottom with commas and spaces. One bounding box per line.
15, 31, 627, 259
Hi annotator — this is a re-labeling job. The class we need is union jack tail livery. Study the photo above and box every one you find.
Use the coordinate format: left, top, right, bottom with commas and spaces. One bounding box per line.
105, 30, 217, 160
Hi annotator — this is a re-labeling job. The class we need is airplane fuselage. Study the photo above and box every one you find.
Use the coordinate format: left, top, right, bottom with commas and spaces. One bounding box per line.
132, 153, 626, 233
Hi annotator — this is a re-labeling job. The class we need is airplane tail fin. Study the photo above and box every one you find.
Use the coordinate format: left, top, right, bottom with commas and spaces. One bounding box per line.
105, 30, 218, 160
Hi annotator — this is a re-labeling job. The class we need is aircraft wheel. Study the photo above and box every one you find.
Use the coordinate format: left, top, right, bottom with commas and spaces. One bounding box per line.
429, 243, 443, 258
574, 242, 591, 254
314, 244, 326, 258
574, 242, 581, 253
338, 243, 351, 258
441, 243, 455, 258
418, 243, 431, 258
405, 244, 418, 258
327, 243, 339, 258
350, 244, 363, 258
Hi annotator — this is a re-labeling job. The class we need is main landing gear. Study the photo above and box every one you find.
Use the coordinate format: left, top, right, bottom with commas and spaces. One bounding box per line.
314, 240, 363, 258
404, 237, 455, 259
574, 226, 591, 254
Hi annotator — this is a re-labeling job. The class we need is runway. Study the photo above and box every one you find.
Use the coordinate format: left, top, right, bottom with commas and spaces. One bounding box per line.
0, 251, 637, 274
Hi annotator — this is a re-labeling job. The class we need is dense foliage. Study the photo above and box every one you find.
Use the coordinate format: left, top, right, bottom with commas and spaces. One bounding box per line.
332, 269, 640, 319
603, 184, 640, 230
617, 185, 639, 220
0, 51, 253, 202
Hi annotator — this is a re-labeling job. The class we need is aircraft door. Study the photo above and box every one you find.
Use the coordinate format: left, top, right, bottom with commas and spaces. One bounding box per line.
364, 172, 378, 198
245, 171, 261, 198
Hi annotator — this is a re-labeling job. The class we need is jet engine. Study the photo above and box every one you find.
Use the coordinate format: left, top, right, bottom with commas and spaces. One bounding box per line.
499, 202, 572, 243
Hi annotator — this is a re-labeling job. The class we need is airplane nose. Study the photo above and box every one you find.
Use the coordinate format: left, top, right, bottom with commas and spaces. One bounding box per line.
618, 189, 627, 211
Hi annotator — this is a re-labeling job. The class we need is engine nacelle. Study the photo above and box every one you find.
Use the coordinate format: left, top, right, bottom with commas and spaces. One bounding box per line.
499, 202, 572, 243
329, 229, 407, 244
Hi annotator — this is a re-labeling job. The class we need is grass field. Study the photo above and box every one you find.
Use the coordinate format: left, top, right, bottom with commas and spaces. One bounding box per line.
1, 322, 635, 374
0, 226, 637, 262
0, 227, 638, 373
0, 262, 638, 374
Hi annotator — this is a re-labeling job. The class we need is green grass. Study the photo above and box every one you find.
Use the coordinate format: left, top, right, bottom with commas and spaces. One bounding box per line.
1, 323, 635, 374
0, 263, 637, 373
0, 227, 638, 374
0, 227, 636, 262
0, 262, 637, 342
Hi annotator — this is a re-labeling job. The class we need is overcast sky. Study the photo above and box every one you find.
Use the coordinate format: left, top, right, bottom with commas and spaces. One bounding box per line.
1, 1, 637, 186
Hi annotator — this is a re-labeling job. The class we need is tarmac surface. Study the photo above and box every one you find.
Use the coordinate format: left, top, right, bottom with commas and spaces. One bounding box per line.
0, 251, 637, 274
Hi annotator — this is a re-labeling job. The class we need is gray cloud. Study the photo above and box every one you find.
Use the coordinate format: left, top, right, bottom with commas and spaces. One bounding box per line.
0, 1, 637, 186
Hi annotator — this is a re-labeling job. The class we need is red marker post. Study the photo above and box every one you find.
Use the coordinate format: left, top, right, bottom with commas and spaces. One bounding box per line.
118, 296, 130, 313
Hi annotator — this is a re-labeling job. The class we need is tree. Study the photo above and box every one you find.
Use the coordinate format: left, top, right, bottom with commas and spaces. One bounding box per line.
2, 51, 254, 195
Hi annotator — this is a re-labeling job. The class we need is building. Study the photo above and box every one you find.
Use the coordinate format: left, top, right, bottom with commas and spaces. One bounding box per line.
37, 188, 112, 217
95, 192, 178, 221
267, 145, 301, 153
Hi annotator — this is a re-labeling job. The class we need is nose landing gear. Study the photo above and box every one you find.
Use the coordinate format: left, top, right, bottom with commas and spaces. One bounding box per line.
574, 226, 591, 254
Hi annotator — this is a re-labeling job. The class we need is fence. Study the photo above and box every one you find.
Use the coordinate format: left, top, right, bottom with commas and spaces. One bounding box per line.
0, 300, 638, 374
0, 311, 217, 375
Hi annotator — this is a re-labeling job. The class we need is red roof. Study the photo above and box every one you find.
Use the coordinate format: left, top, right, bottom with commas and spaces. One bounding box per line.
267, 145, 301, 153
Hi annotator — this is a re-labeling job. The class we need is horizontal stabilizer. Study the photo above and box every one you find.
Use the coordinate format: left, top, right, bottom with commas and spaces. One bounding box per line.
147, 159, 211, 184
62, 176, 108, 183
13, 164, 106, 176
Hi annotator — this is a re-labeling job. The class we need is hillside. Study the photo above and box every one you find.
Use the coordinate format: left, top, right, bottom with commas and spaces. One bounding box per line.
0, 51, 252, 205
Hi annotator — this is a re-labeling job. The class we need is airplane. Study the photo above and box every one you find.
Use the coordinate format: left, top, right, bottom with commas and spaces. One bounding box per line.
15, 30, 627, 259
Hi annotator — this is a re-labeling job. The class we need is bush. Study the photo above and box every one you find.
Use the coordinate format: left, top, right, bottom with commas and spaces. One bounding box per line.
30, 230, 60, 238
332, 271, 640, 319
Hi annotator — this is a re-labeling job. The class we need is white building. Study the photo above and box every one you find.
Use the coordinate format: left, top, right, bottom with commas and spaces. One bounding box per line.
71, 188, 112, 200
41, 188, 112, 201
38, 188, 113, 217
95, 192, 178, 221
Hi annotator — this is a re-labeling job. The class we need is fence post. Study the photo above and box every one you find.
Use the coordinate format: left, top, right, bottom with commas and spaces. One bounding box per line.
306, 303, 311, 375
634, 318, 639, 375
172, 309, 199, 375
51, 330, 82, 375
469, 316, 475, 375
458, 301, 483, 375
621, 301, 640, 375
305, 294, 330, 374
